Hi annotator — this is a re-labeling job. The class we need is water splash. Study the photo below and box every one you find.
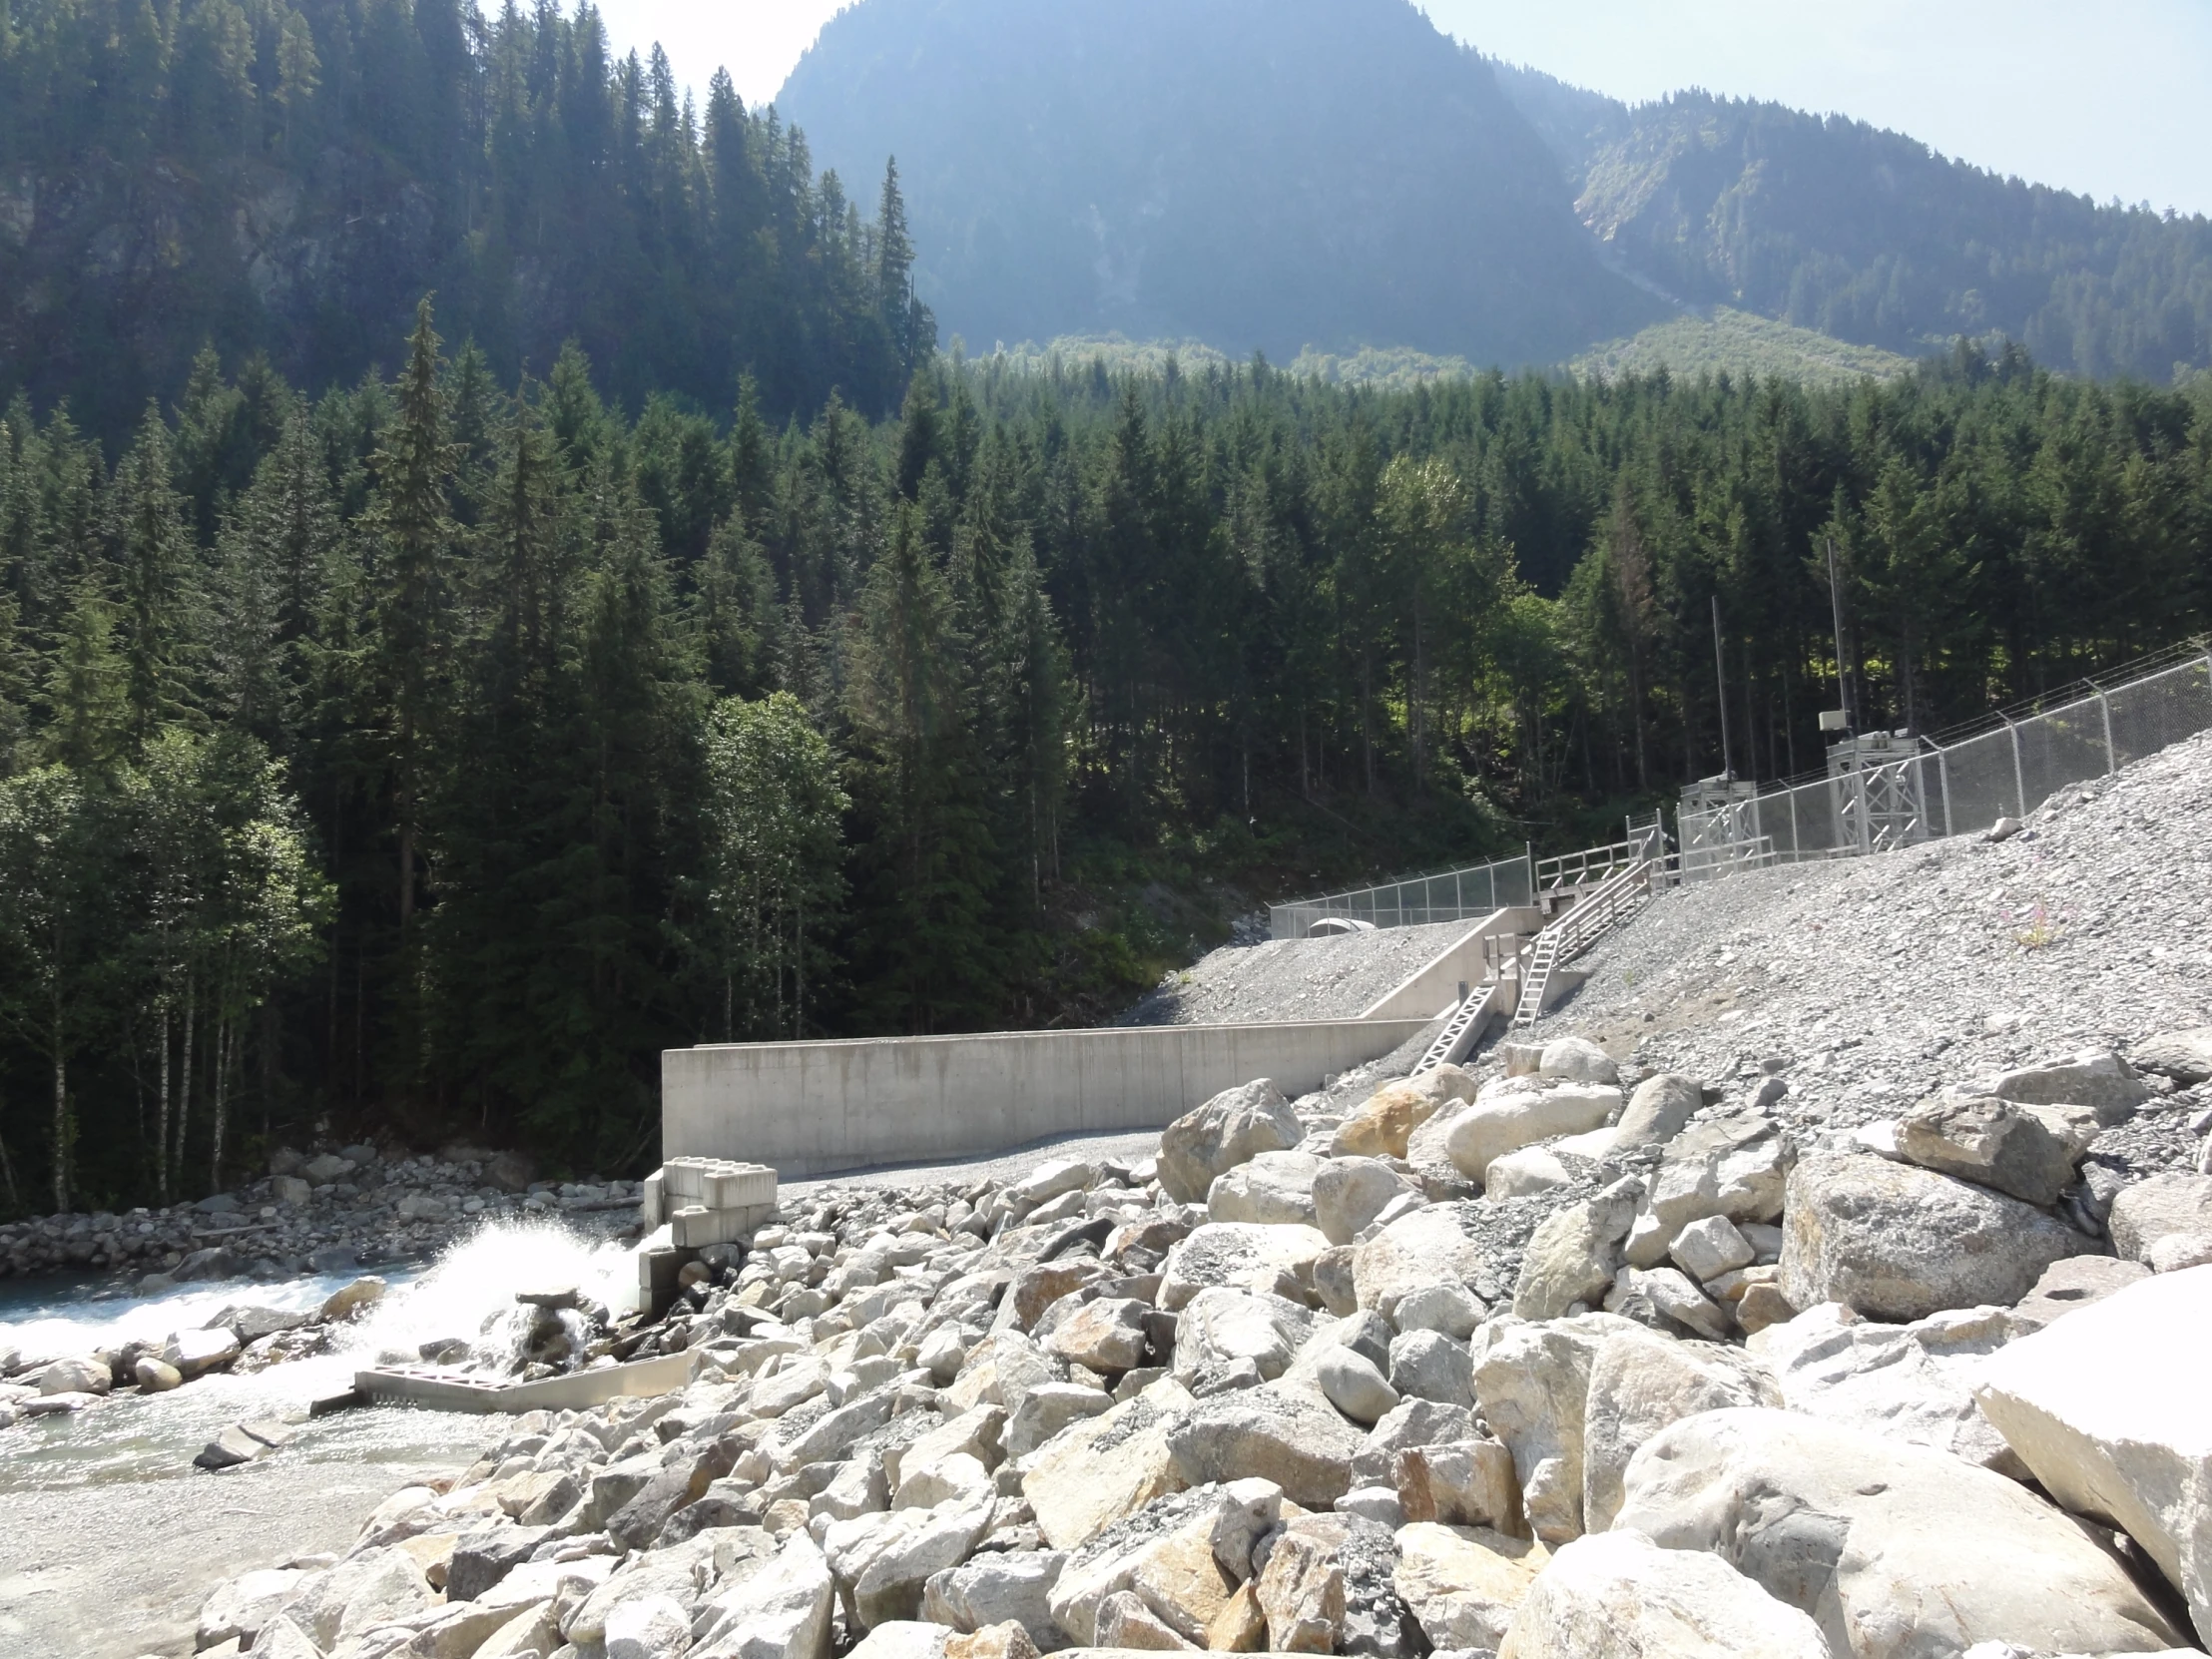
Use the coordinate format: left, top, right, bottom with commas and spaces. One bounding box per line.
336, 1217, 637, 1373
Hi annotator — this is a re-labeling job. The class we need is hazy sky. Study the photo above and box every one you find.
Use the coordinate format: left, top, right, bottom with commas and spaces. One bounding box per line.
591, 0, 2212, 217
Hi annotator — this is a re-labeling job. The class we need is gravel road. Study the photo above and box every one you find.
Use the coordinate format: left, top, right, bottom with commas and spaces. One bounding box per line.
1510, 727, 2212, 1170
1121, 917, 1480, 1026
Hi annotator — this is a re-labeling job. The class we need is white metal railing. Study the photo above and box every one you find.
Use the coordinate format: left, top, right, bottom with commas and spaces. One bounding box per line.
1269, 849, 1536, 940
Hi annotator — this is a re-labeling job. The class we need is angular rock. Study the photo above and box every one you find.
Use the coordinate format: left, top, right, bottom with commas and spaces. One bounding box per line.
1094, 1587, 1196, 1648
1207, 1151, 1323, 1228
1606, 1265, 1733, 1341
1612, 1073, 1701, 1150
923, 1551, 1069, 1651
1046, 1298, 1150, 1375
1158, 1080, 1303, 1204
2134, 1027, 2212, 1085
2108, 1173, 2212, 1271
1165, 1383, 1366, 1508
1750, 1302, 2022, 1472
1171, 1287, 1313, 1382
1483, 1145, 1579, 1200
1353, 1203, 1489, 1322
1443, 1085, 1621, 1184
1974, 1263, 2212, 1650
1498, 1528, 1831, 1659
1314, 1158, 1421, 1248
2008, 1254, 2152, 1332
1158, 1223, 1329, 1312
1897, 1095, 2096, 1207
1023, 1379, 1194, 1549
1386, 1328, 1474, 1408
1780, 1152, 2092, 1321
1472, 1313, 1638, 1543
1580, 1325, 1781, 1533
1627, 1116, 1789, 1268
197, 1568, 303, 1650
1005, 1382, 1114, 1459
693, 1530, 836, 1659
1616, 1406, 2188, 1659
38, 1355, 110, 1395
1539, 1037, 1618, 1085
1127, 1510, 1241, 1643
1669, 1215, 1755, 1284
195, 1423, 270, 1470
847, 1623, 951, 1659
1395, 1439, 1521, 1531
1973, 1049, 2152, 1124
605, 1592, 692, 1659
1393, 1279, 1485, 1341
1256, 1516, 1347, 1652
1513, 1179, 1643, 1320
1393, 1521, 1547, 1651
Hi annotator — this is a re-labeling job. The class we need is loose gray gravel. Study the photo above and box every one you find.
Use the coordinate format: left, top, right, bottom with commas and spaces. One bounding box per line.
1508, 726, 2212, 1169
1121, 917, 1481, 1026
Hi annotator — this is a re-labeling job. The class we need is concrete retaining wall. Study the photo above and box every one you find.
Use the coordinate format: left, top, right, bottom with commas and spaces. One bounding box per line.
662, 1018, 1431, 1178
1358, 906, 1540, 1021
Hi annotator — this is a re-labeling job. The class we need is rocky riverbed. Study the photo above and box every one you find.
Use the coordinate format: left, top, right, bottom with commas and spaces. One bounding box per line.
11, 736, 2212, 1659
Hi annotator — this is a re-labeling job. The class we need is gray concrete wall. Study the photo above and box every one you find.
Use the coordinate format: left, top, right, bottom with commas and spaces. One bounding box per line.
663, 1018, 1431, 1178
1357, 906, 1541, 1021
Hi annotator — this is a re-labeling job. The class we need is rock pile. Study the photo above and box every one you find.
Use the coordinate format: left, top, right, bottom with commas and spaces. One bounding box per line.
179, 1012, 2212, 1659
0, 1141, 639, 1285
0, 1275, 389, 1431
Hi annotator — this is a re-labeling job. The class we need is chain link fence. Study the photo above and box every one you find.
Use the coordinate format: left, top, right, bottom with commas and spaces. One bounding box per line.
1269, 852, 1536, 939
1682, 641, 2212, 862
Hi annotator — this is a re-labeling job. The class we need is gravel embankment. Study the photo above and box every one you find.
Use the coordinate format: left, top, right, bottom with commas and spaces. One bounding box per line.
1515, 725, 2212, 1173
1122, 916, 1482, 1026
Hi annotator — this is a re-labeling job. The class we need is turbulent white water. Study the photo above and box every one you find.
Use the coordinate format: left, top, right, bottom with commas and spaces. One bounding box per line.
0, 1217, 638, 1490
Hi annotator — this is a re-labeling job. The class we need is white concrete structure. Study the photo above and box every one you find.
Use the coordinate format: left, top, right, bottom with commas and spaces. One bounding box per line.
662, 1017, 1430, 1178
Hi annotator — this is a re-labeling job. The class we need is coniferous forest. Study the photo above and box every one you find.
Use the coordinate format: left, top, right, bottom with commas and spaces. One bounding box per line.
1, 1, 2210, 1218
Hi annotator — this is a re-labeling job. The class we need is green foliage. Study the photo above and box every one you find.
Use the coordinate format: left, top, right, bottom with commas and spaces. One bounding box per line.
0, 0, 931, 446
1569, 308, 1917, 390
0, 303, 2207, 1214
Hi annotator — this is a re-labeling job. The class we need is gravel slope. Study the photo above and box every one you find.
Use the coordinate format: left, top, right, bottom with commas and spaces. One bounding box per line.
1122, 917, 1480, 1026
1511, 726, 2212, 1168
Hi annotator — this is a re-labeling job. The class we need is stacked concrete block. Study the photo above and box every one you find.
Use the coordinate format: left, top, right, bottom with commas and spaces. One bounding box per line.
634, 1157, 778, 1315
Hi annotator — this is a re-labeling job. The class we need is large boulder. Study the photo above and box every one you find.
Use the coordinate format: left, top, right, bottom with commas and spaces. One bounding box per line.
1159, 1222, 1330, 1312
1392, 1522, 1548, 1652
1895, 1094, 2096, 1207
2108, 1173, 2212, 1272
1580, 1325, 1781, 1533
1615, 1407, 2189, 1659
693, 1531, 836, 1658
1513, 1179, 1644, 1321
2008, 1254, 2152, 1332
1444, 1085, 1621, 1185
1471, 1312, 1638, 1543
1969, 1049, 2152, 1125
1163, 1382, 1366, 1508
1499, 1528, 1831, 1659
1022, 1378, 1194, 1550
1313, 1157, 1421, 1247
824, 1491, 998, 1628
1332, 1071, 1465, 1159
1352, 1202, 1490, 1322
1207, 1150, 1324, 1227
1750, 1302, 2021, 1472
1780, 1152, 2092, 1321
2134, 1027, 2212, 1085
922, 1551, 1069, 1651
1611, 1073, 1702, 1152
1974, 1263, 2212, 1650
1171, 1287, 1314, 1382
1158, 1079, 1302, 1204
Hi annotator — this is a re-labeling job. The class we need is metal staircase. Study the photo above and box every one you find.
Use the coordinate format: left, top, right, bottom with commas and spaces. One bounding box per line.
1508, 849, 1657, 1029
1411, 980, 1506, 1077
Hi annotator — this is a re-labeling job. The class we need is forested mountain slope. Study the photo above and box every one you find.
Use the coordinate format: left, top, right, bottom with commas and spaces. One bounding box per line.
1492, 64, 2212, 382
776, 0, 1662, 366
0, 0, 928, 446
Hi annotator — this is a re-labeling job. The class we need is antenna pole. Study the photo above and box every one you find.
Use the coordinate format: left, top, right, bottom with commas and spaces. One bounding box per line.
1711, 594, 1734, 779
1825, 535, 1853, 736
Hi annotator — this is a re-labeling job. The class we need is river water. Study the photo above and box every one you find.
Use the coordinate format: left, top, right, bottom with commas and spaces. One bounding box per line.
0, 1220, 640, 1659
